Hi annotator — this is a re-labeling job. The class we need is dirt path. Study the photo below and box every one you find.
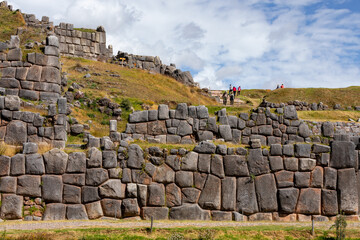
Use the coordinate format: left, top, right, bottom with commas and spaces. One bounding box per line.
1, 220, 360, 231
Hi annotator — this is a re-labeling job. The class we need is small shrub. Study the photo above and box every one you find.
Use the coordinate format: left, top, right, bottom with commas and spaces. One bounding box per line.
331, 212, 347, 240
168, 233, 185, 240
87, 113, 95, 118
120, 99, 132, 111
198, 229, 215, 240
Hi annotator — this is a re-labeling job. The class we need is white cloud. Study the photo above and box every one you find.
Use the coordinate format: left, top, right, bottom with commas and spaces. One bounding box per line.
8, 0, 360, 90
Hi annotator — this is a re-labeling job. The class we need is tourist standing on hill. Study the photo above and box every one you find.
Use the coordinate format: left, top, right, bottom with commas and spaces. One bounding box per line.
230, 92, 234, 105
233, 86, 237, 96
281, 84, 284, 88
238, 86, 241, 96
276, 84, 279, 89
222, 91, 228, 105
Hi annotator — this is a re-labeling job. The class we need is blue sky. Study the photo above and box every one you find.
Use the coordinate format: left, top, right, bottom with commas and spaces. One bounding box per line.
10, 0, 360, 90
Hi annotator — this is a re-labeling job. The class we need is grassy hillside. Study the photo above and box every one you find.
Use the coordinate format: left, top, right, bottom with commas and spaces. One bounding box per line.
0, 7, 25, 41
263, 87, 360, 108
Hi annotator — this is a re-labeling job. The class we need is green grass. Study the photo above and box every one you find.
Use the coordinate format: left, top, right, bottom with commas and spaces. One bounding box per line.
0, 8, 25, 42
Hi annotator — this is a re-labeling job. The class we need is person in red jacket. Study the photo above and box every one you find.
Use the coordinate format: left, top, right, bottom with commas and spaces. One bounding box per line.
281, 84, 284, 88
233, 86, 236, 96
238, 86, 241, 96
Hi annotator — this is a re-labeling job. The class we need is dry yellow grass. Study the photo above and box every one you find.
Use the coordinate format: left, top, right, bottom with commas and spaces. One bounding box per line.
298, 110, 360, 122
0, 142, 22, 157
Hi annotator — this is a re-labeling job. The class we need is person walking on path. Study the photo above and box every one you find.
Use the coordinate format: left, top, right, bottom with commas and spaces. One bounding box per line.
233, 86, 237, 96
281, 84, 284, 88
229, 92, 234, 105
237, 86, 241, 96
222, 91, 228, 105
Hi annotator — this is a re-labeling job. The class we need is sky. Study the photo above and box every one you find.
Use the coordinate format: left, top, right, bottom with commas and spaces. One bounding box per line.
9, 0, 360, 90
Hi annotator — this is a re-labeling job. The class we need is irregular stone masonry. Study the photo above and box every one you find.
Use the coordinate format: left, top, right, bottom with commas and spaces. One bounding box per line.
0, 34, 61, 101
124, 104, 360, 146
113, 52, 198, 87
0, 134, 359, 221
0, 95, 70, 148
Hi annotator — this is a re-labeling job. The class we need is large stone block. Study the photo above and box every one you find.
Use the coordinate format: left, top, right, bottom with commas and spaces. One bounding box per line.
102, 150, 117, 169
211, 155, 225, 179
236, 177, 258, 214
322, 189, 338, 216
42, 175, 63, 203
278, 188, 299, 213
43, 203, 66, 220
324, 167, 337, 190
311, 166, 323, 188
127, 144, 144, 169
175, 171, 193, 188
5, 120, 27, 145
0, 176, 16, 193
87, 147, 102, 168
294, 171, 310, 188
148, 121, 167, 135
0, 155, 10, 176
296, 188, 321, 215
67, 152, 86, 173
99, 179, 124, 199
295, 144, 311, 158
25, 154, 45, 175
181, 151, 198, 171
86, 168, 109, 186
322, 122, 334, 137
0, 78, 20, 89
66, 204, 88, 220
284, 105, 298, 120
148, 183, 165, 206
337, 168, 358, 214
0, 194, 23, 219
26, 65, 42, 81
122, 198, 140, 217
177, 120, 193, 136
182, 188, 201, 203
101, 199, 122, 218
299, 158, 316, 171
63, 174, 85, 186
158, 104, 169, 120
169, 204, 210, 220
198, 154, 211, 173
199, 174, 221, 210
275, 170, 294, 188
142, 207, 169, 220
255, 174, 278, 212
175, 103, 188, 119
152, 164, 175, 183
221, 177, 236, 211
63, 184, 81, 204
82, 186, 100, 203
193, 141, 216, 154
219, 125, 232, 141
7, 48, 22, 61
223, 155, 249, 177
247, 148, 270, 176
43, 148, 68, 174
85, 201, 104, 219
17, 175, 41, 197
330, 141, 356, 168
41, 67, 61, 84
166, 183, 181, 207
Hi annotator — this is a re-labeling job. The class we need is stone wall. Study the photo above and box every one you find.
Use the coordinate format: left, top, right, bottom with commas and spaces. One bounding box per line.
0, 132, 359, 221
124, 103, 360, 146
113, 52, 197, 87
0, 95, 68, 148
0, 34, 61, 101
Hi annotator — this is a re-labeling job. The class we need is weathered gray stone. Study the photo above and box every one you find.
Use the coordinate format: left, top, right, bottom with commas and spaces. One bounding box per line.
294, 171, 310, 188
67, 152, 86, 173
198, 154, 211, 173
269, 156, 283, 171
86, 168, 109, 186
153, 164, 175, 183
158, 104, 169, 120
43, 203, 66, 220
311, 166, 323, 188
85, 201, 104, 219
166, 183, 181, 207
142, 207, 169, 220
41, 67, 60, 84
101, 199, 122, 218
17, 175, 41, 197
255, 174, 278, 212
10, 154, 25, 176
283, 144, 294, 156
169, 204, 210, 220
312, 144, 330, 153
299, 158, 316, 171
219, 125, 232, 141
5, 120, 27, 145
165, 155, 181, 171
23, 142, 38, 154
283, 157, 298, 171
298, 123, 311, 138
43, 148, 68, 174
66, 204, 88, 220
25, 154, 45, 175
175, 103, 188, 119
223, 155, 249, 177
42, 175, 63, 203
102, 150, 117, 169
181, 151, 198, 171
338, 168, 358, 214
7, 48, 22, 61
295, 144, 311, 158
278, 188, 299, 213
322, 122, 334, 137
270, 144, 282, 156
210, 155, 225, 179
221, 177, 236, 211
0, 176, 16, 193
99, 179, 124, 199
122, 198, 140, 217
175, 171, 193, 188
275, 170, 294, 188
47, 35, 59, 47
322, 190, 338, 216
0, 155, 10, 176
199, 174, 221, 210
324, 167, 337, 190
63, 184, 81, 204
5, 95, 20, 111
82, 186, 100, 203
87, 147, 102, 168
284, 105, 298, 120
148, 121, 167, 135
0, 194, 23, 219
330, 141, 356, 168
236, 177, 258, 214
212, 211, 232, 221
177, 120, 193, 136
181, 187, 200, 204
247, 148, 270, 176
148, 183, 165, 206
127, 144, 144, 169
193, 141, 216, 154
296, 188, 321, 215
